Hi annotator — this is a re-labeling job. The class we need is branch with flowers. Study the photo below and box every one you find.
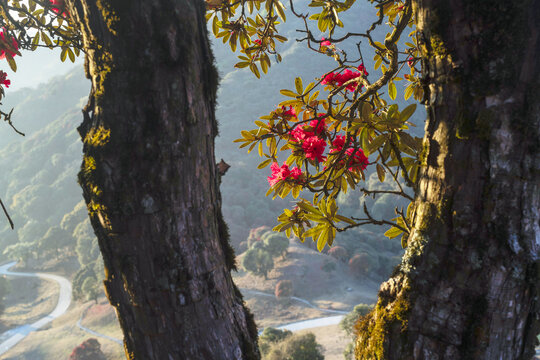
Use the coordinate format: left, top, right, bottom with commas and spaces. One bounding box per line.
209, 0, 423, 251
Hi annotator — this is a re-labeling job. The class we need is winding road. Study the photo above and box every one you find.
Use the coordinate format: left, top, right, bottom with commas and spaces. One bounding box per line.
0, 261, 72, 356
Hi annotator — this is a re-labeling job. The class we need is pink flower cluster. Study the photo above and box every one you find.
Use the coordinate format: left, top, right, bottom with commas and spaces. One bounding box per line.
281, 106, 296, 119
0, 31, 19, 60
321, 65, 369, 92
290, 119, 328, 162
49, 0, 69, 16
320, 38, 332, 48
268, 162, 302, 186
0, 71, 10, 88
330, 135, 369, 172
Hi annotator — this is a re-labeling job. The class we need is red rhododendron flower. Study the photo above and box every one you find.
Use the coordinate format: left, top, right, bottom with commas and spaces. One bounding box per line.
309, 118, 326, 135
282, 106, 296, 119
345, 148, 369, 172
330, 135, 346, 153
49, 0, 69, 17
0, 31, 18, 60
320, 37, 332, 48
0, 71, 10, 88
268, 162, 302, 186
321, 65, 368, 92
290, 167, 302, 180
290, 118, 326, 143
302, 136, 327, 163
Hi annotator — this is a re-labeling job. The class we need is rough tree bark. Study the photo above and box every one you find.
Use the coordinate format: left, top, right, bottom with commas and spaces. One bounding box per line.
66, 1, 259, 359
356, 1, 540, 359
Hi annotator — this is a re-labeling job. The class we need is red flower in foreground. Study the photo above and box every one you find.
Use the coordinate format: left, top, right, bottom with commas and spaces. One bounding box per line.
0, 71, 10, 88
268, 162, 302, 186
302, 136, 327, 163
330, 135, 346, 152
281, 106, 296, 119
0, 31, 18, 60
253, 39, 262, 46
320, 37, 332, 48
321, 65, 369, 92
49, 0, 69, 17
345, 148, 369, 172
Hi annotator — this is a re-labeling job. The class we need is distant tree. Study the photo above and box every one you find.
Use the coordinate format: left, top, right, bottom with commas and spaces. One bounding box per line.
38, 226, 72, 256
3, 242, 33, 263
73, 219, 99, 266
242, 248, 274, 279
81, 276, 99, 303
60, 200, 87, 234
274, 280, 293, 298
259, 327, 292, 357
265, 333, 324, 360
68, 338, 106, 360
327, 246, 349, 262
262, 233, 289, 259
247, 225, 270, 248
348, 253, 375, 278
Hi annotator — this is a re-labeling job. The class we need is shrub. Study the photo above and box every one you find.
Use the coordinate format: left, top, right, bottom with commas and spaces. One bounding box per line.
264, 333, 324, 360
321, 260, 336, 273
348, 252, 378, 277
328, 245, 349, 262
69, 338, 106, 360
274, 280, 293, 298
259, 327, 292, 356
242, 248, 274, 279
247, 225, 270, 248
262, 233, 289, 258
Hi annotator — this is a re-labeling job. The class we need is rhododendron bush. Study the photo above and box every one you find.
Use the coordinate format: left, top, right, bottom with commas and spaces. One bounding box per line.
208, 0, 422, 251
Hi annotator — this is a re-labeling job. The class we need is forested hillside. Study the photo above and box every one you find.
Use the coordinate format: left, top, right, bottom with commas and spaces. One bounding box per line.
0, 2, 423, 295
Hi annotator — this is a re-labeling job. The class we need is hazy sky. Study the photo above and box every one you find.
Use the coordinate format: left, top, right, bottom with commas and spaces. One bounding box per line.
3, 47, 84, 92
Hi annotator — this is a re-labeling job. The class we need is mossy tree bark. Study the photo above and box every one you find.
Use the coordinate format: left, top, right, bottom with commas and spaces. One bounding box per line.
66, 1, 259, 359
355, 1, 540, 359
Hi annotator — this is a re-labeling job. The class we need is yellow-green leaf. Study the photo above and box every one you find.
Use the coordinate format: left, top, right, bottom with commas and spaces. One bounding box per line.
388, 81, 397, 100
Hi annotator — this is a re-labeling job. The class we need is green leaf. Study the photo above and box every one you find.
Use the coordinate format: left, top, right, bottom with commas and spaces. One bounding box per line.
404, 84, 414, 100
399, 103, 417, 123
334, 214, 355, 225
388, 81, 397, 100
6, 55, 16, 72
376, 163, 386, 182
280, 89, 297, 97
384, 226, 403, 239
366, 135, 386, 155
257, 158, 272, 169
60, 47, 68, 62
295, 77, 303, 94
67, 48, 75, 62
249, 63, 261, 78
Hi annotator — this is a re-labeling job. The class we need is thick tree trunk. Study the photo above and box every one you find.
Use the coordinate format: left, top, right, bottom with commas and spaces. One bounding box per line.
67, 1, 259, 359
356, 1, 540, 359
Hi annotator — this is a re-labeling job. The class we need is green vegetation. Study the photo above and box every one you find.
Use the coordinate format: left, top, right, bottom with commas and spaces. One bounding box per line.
259, 327, 324, 360
340, 303, 375, 360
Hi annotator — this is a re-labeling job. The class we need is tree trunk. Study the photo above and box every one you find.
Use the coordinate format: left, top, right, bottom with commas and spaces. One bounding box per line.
356, 1, 540, 359
67, 1, 259, 359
